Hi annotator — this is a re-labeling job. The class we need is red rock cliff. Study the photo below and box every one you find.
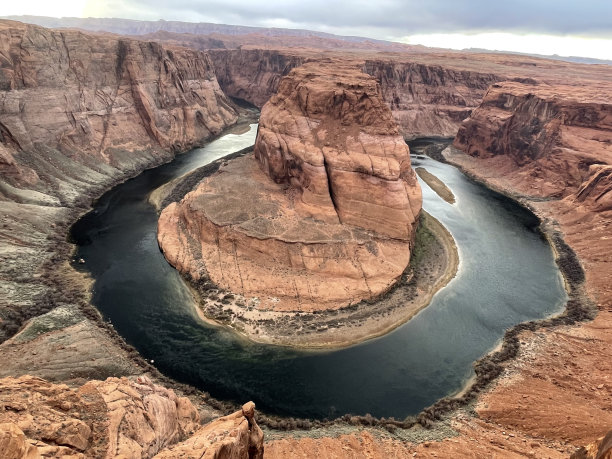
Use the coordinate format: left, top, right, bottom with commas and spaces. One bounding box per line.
254, 60, 421, 239
0, 19, 239, 357
0, 20, 238, 205
453, 81, 612, 201
209, 49, 502, 139
158, 61, 421, 312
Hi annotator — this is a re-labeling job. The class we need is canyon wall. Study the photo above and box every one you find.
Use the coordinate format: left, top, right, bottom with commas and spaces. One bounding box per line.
362, 59, 502, 138
447, 80, 612, 449
453, 81, 612, 200
158, 61, 421, 312
209, 48, 307, 107
209, 49, 503, 139
0, 19, 237, 370
0, 20, 238, 204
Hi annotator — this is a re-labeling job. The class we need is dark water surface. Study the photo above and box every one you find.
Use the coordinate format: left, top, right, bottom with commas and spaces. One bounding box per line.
71, 127, 567, 420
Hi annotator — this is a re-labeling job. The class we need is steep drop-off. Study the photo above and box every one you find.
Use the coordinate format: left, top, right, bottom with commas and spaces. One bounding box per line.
158, 61, 422, 314
453, 81, 612, 200
209, 49, 503, 139
0, 375, 263, 458
447, 80, 612, 450
0, 19, 237, 371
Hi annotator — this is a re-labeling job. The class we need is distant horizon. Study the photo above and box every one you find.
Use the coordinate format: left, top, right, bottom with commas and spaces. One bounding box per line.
3, 0, 612, 62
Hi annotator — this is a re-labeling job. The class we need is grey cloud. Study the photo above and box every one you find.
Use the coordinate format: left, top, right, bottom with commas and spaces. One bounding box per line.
114, 0, 612, 38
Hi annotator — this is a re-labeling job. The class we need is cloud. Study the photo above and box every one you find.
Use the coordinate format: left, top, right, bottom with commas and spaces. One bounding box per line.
83, 0, 612, 39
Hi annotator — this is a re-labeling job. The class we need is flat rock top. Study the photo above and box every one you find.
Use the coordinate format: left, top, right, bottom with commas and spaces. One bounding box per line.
189, 153, 372, 243
488, 81, 612, 105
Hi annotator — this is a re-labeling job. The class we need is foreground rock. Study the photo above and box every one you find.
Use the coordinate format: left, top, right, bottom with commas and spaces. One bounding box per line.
158, 61, 421, 313
0, 375, 263, 458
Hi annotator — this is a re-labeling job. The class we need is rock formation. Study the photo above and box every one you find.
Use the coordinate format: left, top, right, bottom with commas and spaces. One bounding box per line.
0, 19, 238, 357
158, 61, 421, 311
0, 20, 238, 203
0, 375, 263, 458
209, 49, 503, 139
453, 81, 612, 200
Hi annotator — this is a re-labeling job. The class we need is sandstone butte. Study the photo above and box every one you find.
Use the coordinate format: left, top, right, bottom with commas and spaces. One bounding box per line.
157, 61, 422, 312
1, 16, 612, 459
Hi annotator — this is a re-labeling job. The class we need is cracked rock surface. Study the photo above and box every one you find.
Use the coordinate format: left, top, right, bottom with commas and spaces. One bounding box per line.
158, 61, 422, 312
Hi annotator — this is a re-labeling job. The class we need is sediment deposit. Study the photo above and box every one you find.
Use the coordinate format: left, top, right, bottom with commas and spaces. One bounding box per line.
158, 61, 422, 313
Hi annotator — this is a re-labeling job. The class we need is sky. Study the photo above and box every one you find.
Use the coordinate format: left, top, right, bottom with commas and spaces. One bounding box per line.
4, 0, 612, 60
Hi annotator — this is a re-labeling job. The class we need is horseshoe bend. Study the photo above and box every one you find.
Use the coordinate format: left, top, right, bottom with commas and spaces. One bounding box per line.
155, 61, 445, 346
0, 14, 611, 459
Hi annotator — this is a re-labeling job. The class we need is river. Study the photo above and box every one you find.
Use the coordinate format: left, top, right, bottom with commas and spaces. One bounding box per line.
70, 124, 567, 420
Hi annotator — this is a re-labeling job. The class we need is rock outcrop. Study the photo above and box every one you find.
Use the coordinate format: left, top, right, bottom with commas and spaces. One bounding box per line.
453, 81, 612, 200
158, 61, 421, 312
0, 375, 263, 458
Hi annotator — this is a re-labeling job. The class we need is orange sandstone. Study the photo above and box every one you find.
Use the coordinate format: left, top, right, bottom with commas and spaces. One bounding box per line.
158, 61, 422, 311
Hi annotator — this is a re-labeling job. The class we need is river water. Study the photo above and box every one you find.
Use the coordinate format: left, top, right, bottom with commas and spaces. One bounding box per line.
70, 125, 567, 420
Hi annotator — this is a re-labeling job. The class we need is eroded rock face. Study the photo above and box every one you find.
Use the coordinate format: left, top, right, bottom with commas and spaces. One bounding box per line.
363, 60, 502, 139
453, 81, 612, 201
158, 61, 421, 311
0, 375, 263, 458
0, 19, 238, 203
254, 61, 421, 239
0, 19, 238, 352
209, 49, 503, 139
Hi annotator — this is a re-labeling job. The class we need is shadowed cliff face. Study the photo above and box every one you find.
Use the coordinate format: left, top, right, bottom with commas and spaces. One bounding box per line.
363, 60, 502, 139
209, 48, 307, 108
453, 81, 612, 201
0, 20, 238, 204
0, 20, 238, 370
208, 49, 503, 139
158, 61, 421, 312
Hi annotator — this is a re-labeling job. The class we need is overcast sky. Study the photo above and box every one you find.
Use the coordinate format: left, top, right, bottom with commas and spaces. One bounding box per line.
5, 0, 612, 59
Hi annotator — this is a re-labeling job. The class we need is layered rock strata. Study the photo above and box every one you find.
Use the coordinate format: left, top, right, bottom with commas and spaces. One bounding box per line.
209, 49, 503, 139
0, 19, 237, 360
158, 61, 421, 311
0, 375, 263, 458
454, 81, 612, 200
446, 80, 612, 451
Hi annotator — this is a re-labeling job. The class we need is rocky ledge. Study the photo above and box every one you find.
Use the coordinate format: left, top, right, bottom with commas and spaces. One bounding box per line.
0, 375, 263, 458
158, 61, 422, 315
